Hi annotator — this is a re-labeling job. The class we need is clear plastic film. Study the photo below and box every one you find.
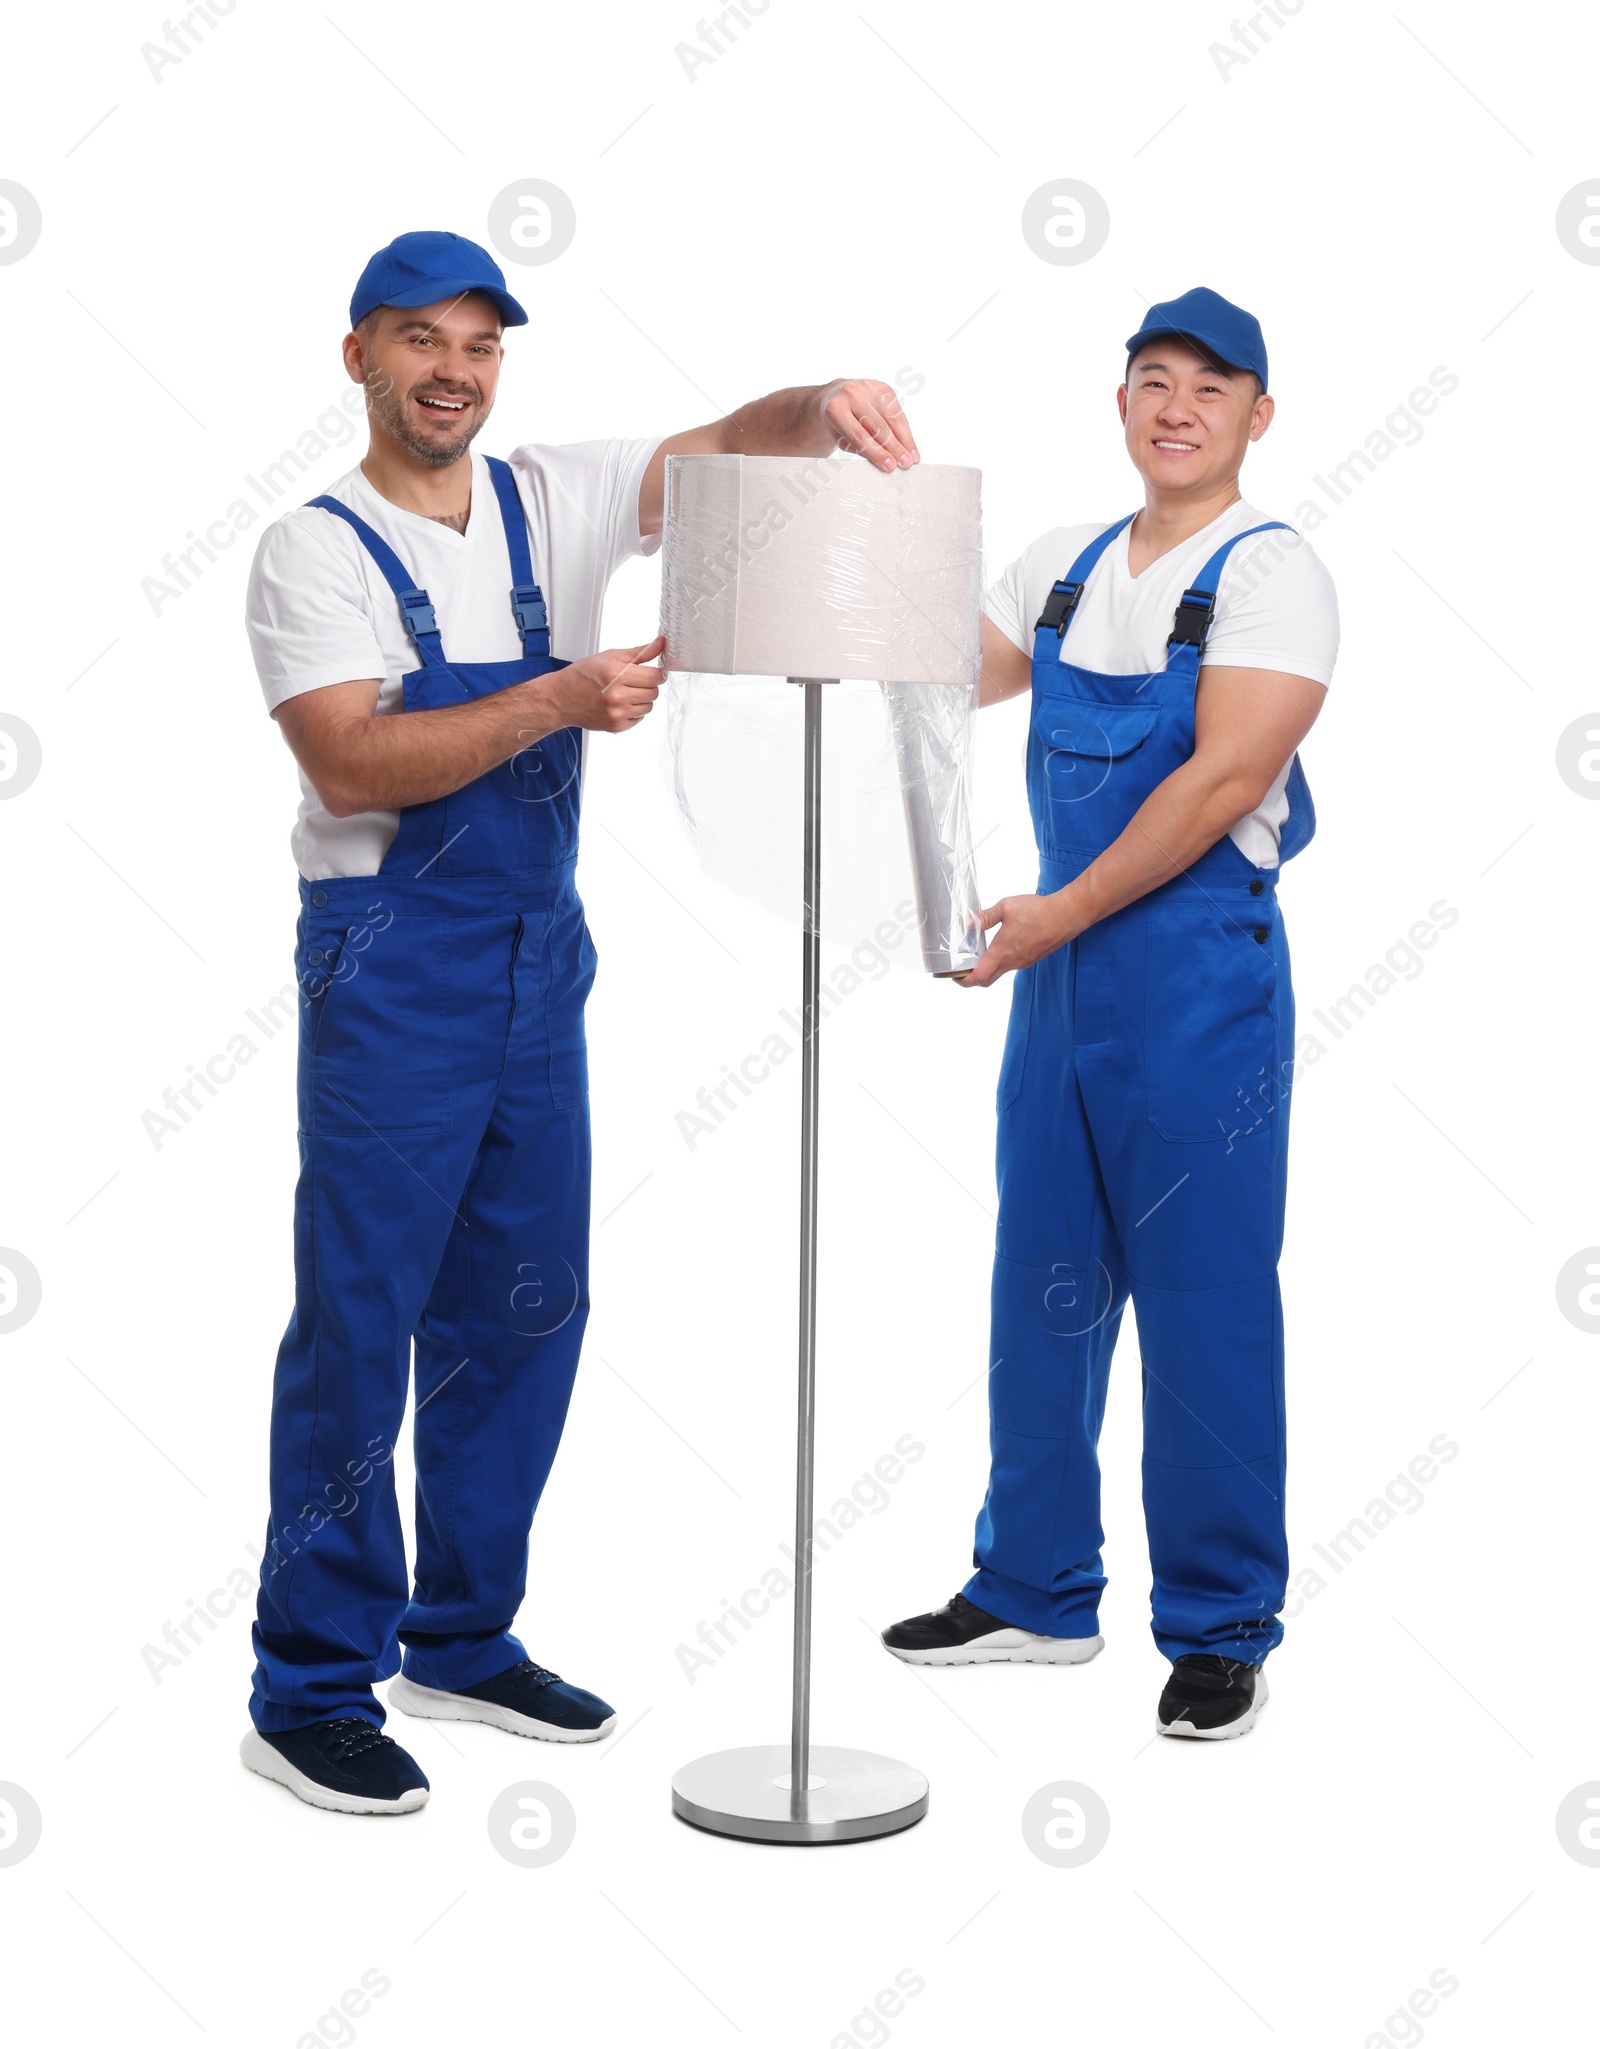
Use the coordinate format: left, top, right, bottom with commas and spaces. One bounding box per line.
883, 678, 985, 975
659, 456, 986, 975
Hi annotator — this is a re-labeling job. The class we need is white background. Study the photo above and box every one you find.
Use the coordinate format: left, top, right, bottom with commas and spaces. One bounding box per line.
3, 1, 1597, 2043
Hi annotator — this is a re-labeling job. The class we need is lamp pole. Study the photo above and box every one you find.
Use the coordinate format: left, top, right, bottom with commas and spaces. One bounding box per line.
790, 678, 824, 1808
669, 677, 929, 1845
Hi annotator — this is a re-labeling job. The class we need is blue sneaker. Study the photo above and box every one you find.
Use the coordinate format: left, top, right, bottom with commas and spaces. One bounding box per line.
390, 1660, 616, 1743
241, 1717, 430, 1815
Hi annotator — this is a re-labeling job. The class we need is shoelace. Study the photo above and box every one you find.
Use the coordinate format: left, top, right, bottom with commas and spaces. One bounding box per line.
506, 1660, 560, 1692
320, 1717, 397, 1761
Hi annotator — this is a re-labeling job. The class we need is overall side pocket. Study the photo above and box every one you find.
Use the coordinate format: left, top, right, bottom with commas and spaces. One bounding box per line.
307, 908, 453, 1135
1144, 901, 1281, 1145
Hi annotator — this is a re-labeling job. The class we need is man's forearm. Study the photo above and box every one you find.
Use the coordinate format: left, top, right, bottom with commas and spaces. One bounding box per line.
294, 677, 571, 818
718, 384, 839, 458
640, 380, 920, 534
278, 638, 665, 818
958, 670, 1320, 992
1054, 760, 1267, 938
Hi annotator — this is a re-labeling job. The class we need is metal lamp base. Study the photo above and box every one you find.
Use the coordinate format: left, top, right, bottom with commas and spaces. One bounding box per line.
672, 1744, 929, 1845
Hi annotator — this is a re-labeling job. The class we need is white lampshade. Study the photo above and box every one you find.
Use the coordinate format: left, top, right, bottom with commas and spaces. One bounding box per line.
661, 453, 987, 977
660, 455, 982, 687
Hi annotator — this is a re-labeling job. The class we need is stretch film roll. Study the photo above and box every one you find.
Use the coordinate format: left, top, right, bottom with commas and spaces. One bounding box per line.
885, 681, 985, 976
660, 456, 987, 972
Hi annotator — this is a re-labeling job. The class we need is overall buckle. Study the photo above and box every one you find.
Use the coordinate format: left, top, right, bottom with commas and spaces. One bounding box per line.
1036, 580, 1085, 638
398, 588, 440, 643
510, 584, 549, 638
1168, 587, 1217, 649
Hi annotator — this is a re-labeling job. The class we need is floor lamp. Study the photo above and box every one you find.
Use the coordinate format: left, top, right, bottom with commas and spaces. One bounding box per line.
659, 455, 984, 1844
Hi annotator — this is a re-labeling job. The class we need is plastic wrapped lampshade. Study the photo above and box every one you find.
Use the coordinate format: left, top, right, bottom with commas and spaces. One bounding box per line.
660, 455, 986, 975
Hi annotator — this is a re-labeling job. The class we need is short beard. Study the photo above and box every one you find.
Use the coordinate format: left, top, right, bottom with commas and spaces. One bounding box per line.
365, 375, 488, 469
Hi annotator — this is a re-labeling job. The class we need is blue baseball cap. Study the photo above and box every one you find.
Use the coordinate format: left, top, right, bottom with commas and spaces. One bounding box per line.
349, 230, 528, 330
1125, 286, 1268, 392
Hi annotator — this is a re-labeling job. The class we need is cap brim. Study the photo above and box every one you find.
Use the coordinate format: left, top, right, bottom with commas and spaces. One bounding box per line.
374, 278, 529, 327
1124, 324, 1262, 389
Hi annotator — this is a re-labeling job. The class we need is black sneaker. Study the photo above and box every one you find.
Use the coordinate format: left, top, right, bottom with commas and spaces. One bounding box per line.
240, 1717, 430, 1814
881, 1593, 1104, 1667
1157, 1655, 1269, 1740
389, 1660, 617, 1743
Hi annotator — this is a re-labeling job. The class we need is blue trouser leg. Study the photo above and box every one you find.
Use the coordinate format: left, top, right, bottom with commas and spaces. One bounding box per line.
967, 886, 1293, 1662
965, 943, 1131, 1637
250, 892, 595, 1732
1132, 1275, 1286, 1661
400, 902, 594, 1690
249, 1101, 497, 1732
1078, 888, 1292, 1661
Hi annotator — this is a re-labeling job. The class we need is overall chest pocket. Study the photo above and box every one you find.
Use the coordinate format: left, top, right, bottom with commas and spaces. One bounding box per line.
1028, 699, 1161, 851
507, 727, 581, 858
431, 727, 582, 876
405, 661, 580, 876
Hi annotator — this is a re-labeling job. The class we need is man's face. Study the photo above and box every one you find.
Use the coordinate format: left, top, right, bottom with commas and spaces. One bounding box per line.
1117, 338, 1272, 496
346, 294, 504, 467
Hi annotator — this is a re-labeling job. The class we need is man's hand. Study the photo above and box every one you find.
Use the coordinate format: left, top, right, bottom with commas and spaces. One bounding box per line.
953, 892, 1077, 988
817, 378, 921, 473
544, 635, 664, 734
641, 380, 921, 533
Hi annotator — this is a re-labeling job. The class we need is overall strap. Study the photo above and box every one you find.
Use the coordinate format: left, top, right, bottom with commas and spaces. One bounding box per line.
305, 495, 447, 668
484, 455, 551, 659
1033, 513, 1137, 655
1168, 521, 1293, 655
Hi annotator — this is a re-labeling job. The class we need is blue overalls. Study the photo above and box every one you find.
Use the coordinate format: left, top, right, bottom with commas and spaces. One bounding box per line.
250, 457, 596, 1732
964, 515, 1314, 1666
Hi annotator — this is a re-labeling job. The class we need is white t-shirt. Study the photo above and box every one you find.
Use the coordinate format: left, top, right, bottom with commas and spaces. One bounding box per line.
246, 440, 662, 878
985, 500, 1338, 867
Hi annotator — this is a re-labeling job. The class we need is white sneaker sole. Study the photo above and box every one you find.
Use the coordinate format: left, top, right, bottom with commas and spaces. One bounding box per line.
1159, 1671, 1270, 1741
388, 1674, 617, 1744
883, 1630, 1105, 1668
239, 1729, 429, 1815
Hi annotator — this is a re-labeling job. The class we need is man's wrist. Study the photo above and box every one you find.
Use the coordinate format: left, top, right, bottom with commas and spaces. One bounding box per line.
1047, 882, 1089, 947
504, 673, 566, 748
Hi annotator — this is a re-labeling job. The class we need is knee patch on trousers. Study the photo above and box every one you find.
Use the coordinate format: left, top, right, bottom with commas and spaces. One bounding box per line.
1135, 1279, 1281, 1469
